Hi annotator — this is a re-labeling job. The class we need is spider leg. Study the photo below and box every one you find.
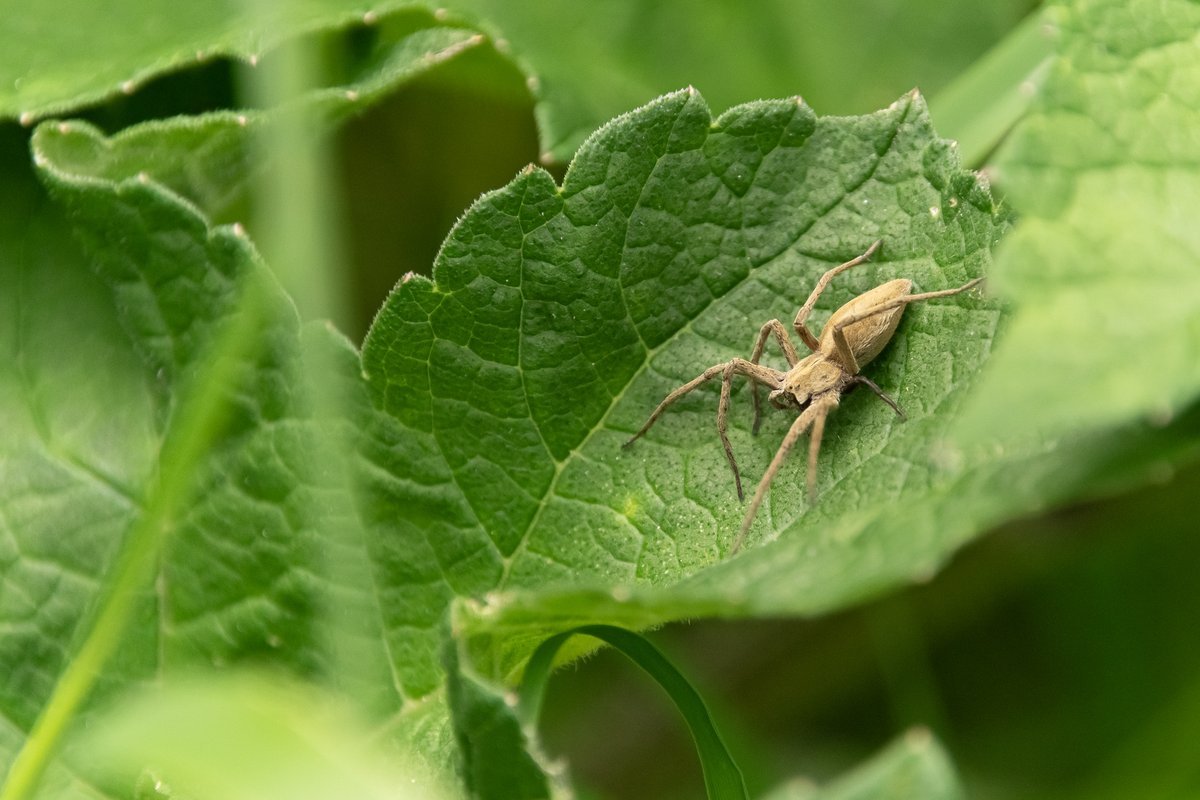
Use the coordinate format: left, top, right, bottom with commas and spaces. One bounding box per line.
718, 360, 744, 500
793, 240, 881, 351
625, 363, 729, 445
749, 319, 800, 435
732, 394, 839, 554
626, 358, 784, 497
849, 374, 906, 420
831, 277, 985, 373
805, 401, 830, 504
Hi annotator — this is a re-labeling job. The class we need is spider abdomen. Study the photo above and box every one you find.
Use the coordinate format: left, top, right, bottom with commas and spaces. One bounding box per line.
818, 278, 912, 369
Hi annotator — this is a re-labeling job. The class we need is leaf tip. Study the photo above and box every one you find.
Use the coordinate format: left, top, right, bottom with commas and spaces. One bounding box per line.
904, 726, 934, 748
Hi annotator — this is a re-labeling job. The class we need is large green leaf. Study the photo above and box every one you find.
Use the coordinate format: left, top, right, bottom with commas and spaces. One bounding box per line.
369, 86, 1006, 571
956, 0, 1200, 443
382, 84, 1189, 683
0, 20, 496, 789
0, 1, 454, 122
359, 89, 1017, 682
76, 675, 448, 800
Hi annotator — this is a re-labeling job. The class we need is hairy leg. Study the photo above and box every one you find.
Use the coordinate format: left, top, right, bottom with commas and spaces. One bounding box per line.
793, 240, 882, 351
805, 402, 829, 503
731, 394, 839, 554
718, 360, 744, 499
626, 358, 784, 444
625, 356, 785, 496
849, 374, 906, 419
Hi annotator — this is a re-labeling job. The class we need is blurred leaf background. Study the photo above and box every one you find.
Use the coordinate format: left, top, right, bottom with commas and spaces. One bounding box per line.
6, 0, 1200, 798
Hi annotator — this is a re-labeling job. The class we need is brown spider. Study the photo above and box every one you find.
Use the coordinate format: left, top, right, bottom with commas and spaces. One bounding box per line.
624, 240, 984, 554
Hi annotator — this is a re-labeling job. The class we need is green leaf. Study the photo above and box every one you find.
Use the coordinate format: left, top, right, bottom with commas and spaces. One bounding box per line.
955, 0, 1200, 444
760, 730, 963, 800
0, 2, 482, 123
75, 674, 449, 800
3, 126, 407, 798
0, 127, 160, 800
1, 1, 1034, 162
367, 87, 1006, 572
396, 83, 1200, 698
4, 19, 495, 787
26, 19, 482, 223
384, 87, 1012, 676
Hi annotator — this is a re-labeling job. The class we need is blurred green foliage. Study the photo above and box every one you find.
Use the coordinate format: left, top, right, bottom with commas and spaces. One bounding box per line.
5, 2, 1200, 800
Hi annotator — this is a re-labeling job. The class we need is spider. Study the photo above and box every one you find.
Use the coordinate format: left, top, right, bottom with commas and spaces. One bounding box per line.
624, 240, 984, 554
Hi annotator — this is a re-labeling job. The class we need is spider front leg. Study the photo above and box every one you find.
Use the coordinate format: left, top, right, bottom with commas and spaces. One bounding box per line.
625, 358, 785, 500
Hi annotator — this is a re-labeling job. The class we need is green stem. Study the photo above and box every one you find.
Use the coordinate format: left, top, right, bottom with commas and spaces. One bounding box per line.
927, 7, 1056, 167
518, 625, 748, 800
